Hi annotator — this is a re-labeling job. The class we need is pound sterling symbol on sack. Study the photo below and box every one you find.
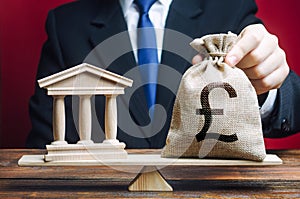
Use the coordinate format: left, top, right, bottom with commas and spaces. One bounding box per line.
195, 82, 238, 142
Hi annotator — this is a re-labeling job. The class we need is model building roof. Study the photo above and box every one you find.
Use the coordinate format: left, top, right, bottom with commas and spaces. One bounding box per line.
38, 63, 133, 95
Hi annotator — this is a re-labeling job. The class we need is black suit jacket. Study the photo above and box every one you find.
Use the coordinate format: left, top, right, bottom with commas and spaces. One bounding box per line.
26, 0, 300, 148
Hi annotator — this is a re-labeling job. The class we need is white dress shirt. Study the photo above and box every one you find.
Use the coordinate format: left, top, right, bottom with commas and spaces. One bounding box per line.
119, 0, 172, 63
260, 89, 277, 119
119, 0, 277, 117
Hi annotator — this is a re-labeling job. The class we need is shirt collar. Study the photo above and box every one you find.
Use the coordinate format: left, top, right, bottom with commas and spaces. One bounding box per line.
119, 0, 134, 16
119, 0, 173, 16
159, 0, 172, 7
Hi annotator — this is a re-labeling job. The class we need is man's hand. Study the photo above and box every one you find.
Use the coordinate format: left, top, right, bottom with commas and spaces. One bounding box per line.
225, 24, 289, 95
192, 24, 290, 95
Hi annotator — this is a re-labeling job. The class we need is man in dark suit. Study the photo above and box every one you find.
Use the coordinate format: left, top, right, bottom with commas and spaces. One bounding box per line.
26, 0, 300, 149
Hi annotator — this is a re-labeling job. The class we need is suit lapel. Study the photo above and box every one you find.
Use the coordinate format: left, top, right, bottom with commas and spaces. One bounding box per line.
157, 0, 204, 116
87, 0, 152, 142
88, 0, 135, 73
162, 0, 204, 74
150, 0, 204, 145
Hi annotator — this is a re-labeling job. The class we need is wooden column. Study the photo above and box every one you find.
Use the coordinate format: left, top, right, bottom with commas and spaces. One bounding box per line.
104, 95, 118, 143
52, 95, 67, 145
78, 95, 93, 144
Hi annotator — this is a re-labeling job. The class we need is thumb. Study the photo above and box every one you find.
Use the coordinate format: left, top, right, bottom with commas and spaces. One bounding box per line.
225, 49, 240, 67
192, 54, 203, 65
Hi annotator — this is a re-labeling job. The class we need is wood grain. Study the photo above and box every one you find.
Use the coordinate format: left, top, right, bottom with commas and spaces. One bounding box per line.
128, 166, 173, 191
0, 149, 299, 198
18, 153, 282, 166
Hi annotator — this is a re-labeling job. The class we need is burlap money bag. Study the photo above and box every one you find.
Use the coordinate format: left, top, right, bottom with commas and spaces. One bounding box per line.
161, 32, 266, 161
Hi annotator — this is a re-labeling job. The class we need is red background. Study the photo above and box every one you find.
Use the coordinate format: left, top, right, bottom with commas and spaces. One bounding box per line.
0, 0, 299, 149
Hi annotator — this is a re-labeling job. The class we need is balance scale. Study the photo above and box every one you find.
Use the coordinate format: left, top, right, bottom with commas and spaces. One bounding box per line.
18, 151, 282, 192
20, 63, 282, 191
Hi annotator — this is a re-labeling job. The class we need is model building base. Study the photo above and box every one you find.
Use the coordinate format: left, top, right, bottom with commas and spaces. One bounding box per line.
44, 140, 127, 161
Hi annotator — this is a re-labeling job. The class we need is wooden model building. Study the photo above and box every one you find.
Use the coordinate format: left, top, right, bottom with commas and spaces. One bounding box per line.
38, 63, 133, 161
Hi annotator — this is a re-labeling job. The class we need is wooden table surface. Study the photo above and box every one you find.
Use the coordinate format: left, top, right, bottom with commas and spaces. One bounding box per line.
0, 149, 299, 198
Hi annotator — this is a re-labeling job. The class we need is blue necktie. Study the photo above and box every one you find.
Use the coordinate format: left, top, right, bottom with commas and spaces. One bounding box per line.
135, 0, 158, 119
